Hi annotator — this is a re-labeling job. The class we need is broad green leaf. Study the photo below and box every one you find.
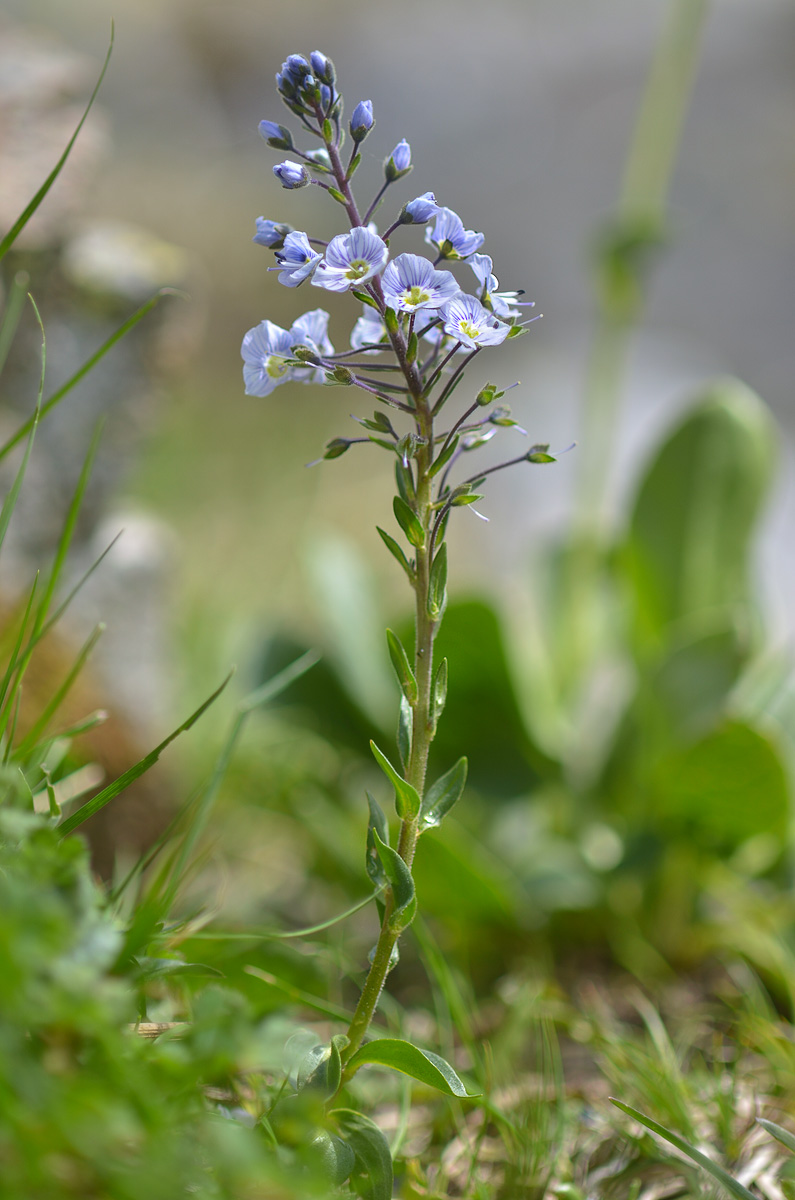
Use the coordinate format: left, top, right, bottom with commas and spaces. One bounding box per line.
56, 673, 232, 836
386, 628, 417, 704
346, 1038, 474, 1097
309, 1131, 356, 1187
370, 740, 420, 819
426, 601, 557, 795
376, 525, 414, 581
393, 495, 425, 547
331, 1109, 393, 1200
624, 380, 776, 647
373, 831, 416, 932
757, 1118, 795, 1155
651, 719, 788, 847
610, 1098, 758, 1200
420, 757, 468, 831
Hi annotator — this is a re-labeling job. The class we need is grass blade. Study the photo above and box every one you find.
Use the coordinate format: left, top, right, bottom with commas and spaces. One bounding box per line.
610, 1098, 758, 1200
0, 271, 29, 381
0, 290, 177, 464
0, 28, 114, 263
13, 624, 104, 759
757, 1118, 795, 1155
56, 672, 233, 836
0, 296, 44, 555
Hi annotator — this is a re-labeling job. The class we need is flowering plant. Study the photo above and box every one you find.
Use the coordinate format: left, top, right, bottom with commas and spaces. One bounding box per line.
243, 49, 555, 1193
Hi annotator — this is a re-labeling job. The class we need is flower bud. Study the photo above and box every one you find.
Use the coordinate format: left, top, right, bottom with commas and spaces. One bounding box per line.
253, 218, 292, 249
258, 119, 294, 150
350, 100, 374, 143
385, 139, 412, 182
273, 160, 310, 189
310, 51, 335, 85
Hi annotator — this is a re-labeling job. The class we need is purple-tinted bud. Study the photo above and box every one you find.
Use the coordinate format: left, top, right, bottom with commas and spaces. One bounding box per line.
310, 51, 335, 84
253, 217, 292, 249
258, 119, 293, 150
275, 71, 297, 99
350, 99, 374, 142
284, 54, 310, 82
273, 160, 310, 189
401, 191, 439, 224
385, 139, 412, 182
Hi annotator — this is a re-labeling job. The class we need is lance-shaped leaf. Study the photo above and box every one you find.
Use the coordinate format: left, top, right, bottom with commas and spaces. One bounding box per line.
431, 657, 448, 730
429, 435, 460, 478
345, 1038, 475, 1097
397, 693, 412, 770
372, 831, 416, 932
366, 792, 389, 898
610, 1099, 757, 1200
757, 1118, 795, 1155
420, 756, 467, 831
370, 740, 420, 819
427, 542, 448, 619
376, 526, 414, 581
394, 457, 416, 503
393, 495, 425, 547
331, 1109, 392, 1200
386, 627, 417, 704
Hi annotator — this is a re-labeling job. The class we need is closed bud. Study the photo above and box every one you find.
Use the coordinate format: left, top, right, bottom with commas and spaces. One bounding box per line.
273, 160, 310, 189
384, 139, 412, 182
258, 119, 293, 150
310, 51, 335, 85
350, 99, 375, 143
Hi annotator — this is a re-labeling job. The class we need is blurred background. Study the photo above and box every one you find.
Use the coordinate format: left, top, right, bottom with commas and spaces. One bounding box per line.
0, 0, 793, 977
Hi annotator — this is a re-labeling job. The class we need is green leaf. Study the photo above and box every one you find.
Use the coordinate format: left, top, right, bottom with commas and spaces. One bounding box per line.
366, 792, 389, 891
393, 495, 425, 547
397, 693, 412, 770
309, 1131, 356, 1187
370, 740, 420, 819
427, 542, 448, 619
431, 657, 448, 730
0, 27, 114, 263
651, 719, 788, 848
386, 628, 417, 704
331, 1109, 393, 1200
346, 1038, 474, 1097
394, 457, 415, 503
624, 380, 776, 646
420, 757, 468, 831
429, 436, 459, 478
757, 1118, 795, 1155
57, 673, 232, 836
610, 1098, 758, 1200
13, 623, 104, 758
372, 831, 416, 932
376, 526, 414, 581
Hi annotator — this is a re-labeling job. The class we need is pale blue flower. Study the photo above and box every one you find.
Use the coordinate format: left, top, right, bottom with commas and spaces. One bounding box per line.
467, 252, 523, 319
242, 309, 333, 395
385, 139, 412, 181
439, 294, 511, 348
273, 231, 322, 287
273, 160, 310, 189
312, 227, 389, 292
425, 207, 484, 259
351, 308, 388, 353
290, 308, 334, 382
350, 100, 374, 142
381, 253, 459, 313
241, 320, 296, 396
253, 218, 292, 249
402, 192, 439, 224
